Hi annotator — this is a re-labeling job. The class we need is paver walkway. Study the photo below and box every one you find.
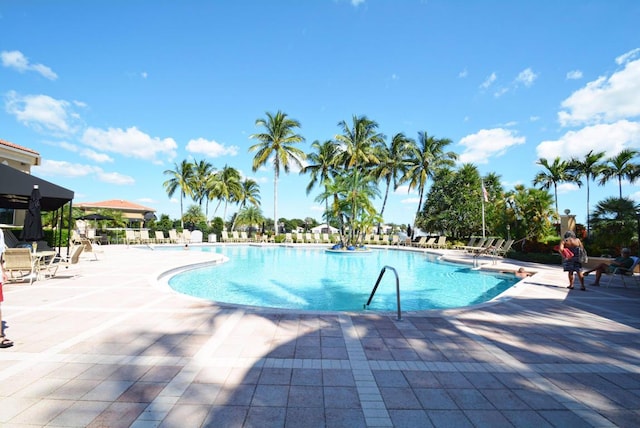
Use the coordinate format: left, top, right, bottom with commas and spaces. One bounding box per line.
0, 245, 638, 427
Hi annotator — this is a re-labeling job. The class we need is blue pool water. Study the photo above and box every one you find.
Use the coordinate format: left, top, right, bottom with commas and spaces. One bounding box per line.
165, 246, 518, 312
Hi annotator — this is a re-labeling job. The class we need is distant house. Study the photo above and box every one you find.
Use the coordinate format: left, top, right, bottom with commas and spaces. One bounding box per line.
76, 199, 156, 227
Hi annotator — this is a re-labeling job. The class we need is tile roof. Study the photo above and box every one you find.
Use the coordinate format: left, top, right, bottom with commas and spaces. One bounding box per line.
0, 138, 40, 155
76, 199, 156, 212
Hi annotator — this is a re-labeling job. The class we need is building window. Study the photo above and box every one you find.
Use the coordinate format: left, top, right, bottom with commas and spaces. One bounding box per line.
0, 208, 14, 225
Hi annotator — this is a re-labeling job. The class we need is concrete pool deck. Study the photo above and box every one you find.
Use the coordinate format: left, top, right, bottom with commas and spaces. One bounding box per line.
0, 244, 638, 427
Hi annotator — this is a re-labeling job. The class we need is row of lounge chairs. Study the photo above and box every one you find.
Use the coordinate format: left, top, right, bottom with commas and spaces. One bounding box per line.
123, 229, 190, 245
410, 236, 447, 249
221, 231, 272, 243
457, 237, 514, 257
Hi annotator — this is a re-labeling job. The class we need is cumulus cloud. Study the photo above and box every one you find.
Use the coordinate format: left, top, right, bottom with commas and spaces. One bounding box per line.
615, 48, 640, 65
96, 171, 135, 185
558, 51, 640, 126
566, 70, 583, 80
557, 182, 580, 194
35, 159, 134, 185
80, 148, 114, 163
185, 137, 239, 157
457, 128, 526, 164
515, 67, 538, 87
536, 120, 640, 160
5, 91, 82, 136
1, 50, 57, 80
81, 126, 177, 163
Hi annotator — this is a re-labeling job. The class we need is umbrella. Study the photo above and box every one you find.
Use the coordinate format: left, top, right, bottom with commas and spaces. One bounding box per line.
21, 185, 45, 242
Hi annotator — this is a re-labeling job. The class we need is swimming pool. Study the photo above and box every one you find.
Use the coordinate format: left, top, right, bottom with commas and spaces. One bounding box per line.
165, 246, 518, 312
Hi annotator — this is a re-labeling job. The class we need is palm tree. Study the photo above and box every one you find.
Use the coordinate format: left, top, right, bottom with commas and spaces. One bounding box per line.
211, 165, 242, 226
402, 132, 458, 236
533, 157, 574, 217
373, 132, 413, 221
231, 178, 261, 231
235, 205, 265, 235
163, 160, 194, 228
590, 196, 639, 251
569, 150, 606, 237
249, 110, 306, 236
598, 149, 639, 198
303, 139, 340, 233
191, 159, 215, 213
334, 115, 385, 243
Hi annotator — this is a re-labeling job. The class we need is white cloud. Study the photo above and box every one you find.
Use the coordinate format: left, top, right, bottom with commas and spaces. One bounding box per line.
80, 148, 113, 163
566, 70, 583, 80
35, 159, 98, 178
557, 182, 580, 194
558, 53, 640, 126
351, 0, 365, 6
5, 90, 81, 135
310, 205, 324, 212
480, 72, 496, 89
515, 67, 538, 87
493, 87, 509, 98
139, 198, 156, 203
185, 137, 239, 157
615, 48, 640, 65
96, 171, 135, 185
536, 120, 640, 160
457, 128, 526, 164
1, 50, 57, 80
401, 197, 419, 205
81, 126, 177, 163
394, 185, 417, 195
458, 69, 468, 78
141, 71, 148, 79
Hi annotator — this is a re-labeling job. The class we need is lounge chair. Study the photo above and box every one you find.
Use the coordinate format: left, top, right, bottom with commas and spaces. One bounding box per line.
411, 236, 427, 248
168, 229, 179, 243
231, 231, 240, 242
221, 231, 231, 242
284, 233, 293, 243
605, 256, 640, 288
380, 235, 389, 245
3, 248, 36, 284
431, 236, 447, 249
305, 232, 314, 243
154, 231, 168, 244
313, 233, 321, 244
463, 237, 488, 253
79, 238, 102, 260
455, 237, 477, 250
139, 230, 153, 244
495, 239, 514, 257
240, 231, 250, 242
45, 244, 84, 279
390, 235, 400, 246
369, 235, 380, 245
124, 230, 139, 245
181, 229, 191, 243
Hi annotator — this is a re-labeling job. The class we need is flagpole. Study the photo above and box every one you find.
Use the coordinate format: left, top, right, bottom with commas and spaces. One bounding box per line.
481, 180, 486, 239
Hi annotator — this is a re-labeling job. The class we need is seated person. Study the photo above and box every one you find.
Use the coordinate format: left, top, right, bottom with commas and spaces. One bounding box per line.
583, 247, 635, 286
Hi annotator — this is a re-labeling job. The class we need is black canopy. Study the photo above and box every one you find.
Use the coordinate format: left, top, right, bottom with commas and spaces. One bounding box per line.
0, 163, 74, 211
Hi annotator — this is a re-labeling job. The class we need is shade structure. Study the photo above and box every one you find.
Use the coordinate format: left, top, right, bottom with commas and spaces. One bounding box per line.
0, 163, 74, 211
21, 186, 44, 242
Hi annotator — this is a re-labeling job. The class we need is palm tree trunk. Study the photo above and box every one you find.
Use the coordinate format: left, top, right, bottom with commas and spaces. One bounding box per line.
273, 170, 279, 235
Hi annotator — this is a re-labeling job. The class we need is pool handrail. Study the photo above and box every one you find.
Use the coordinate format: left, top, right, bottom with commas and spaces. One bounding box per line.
364, 265, 402, 320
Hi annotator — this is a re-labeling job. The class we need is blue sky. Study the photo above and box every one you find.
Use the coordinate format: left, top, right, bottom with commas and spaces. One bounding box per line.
2, 1, 640, 228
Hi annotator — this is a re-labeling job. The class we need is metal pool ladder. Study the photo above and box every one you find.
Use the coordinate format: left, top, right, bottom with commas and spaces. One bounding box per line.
364, 265, 402, 321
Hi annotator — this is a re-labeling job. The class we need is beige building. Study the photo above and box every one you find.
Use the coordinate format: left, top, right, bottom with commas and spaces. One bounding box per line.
76, 200, 156, 226
0, 138, 41, 226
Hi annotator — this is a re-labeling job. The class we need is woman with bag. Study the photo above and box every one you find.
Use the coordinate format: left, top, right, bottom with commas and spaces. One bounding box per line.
558, 231, 586, 291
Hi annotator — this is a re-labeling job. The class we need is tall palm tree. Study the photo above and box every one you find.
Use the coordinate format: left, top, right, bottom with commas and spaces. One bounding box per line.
402, 132, 457, 236
162, 160, 194, 228
599, 149, 639, 198
303, 139, 340, 233
249, 110, 306, 236
192, 159, 215, 213
373, 132, 413, 221
569, 150, 606, 237
231, 178, 261, 231
334, 115, 385, 242
533, 157, 574, 217
211, 165, 242, 226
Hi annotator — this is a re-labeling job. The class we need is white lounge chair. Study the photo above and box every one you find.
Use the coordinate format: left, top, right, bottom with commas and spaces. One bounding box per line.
45, 245, 84, 278
3, 248, 36, 284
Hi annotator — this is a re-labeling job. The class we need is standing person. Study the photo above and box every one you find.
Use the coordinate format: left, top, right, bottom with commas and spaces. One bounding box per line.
0, 228, 13, 348
559, 231, 586, 291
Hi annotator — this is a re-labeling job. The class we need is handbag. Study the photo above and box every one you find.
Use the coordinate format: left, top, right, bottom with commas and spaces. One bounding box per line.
579, 247, 588, 264
554, 245, 574, 259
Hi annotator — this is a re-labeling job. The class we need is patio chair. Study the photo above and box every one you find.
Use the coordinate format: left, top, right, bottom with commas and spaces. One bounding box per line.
240, 231, 250, 242
44, 244, 84, 279
124, 230, 139, 245
3, 248, 36, 284
390, 235, 400, 246
284, 233, 293, 243
154, 230, 168, 244
139, 230, 153, 244
605, 256, 640, 288
181, 229, 191, 243
295, 232, 304, 243
231, 231, 240, 242
494, 239, 514, 257
168, 229, 179, 243
79, 238, 102, 260
455, 237, 477, 250
411, 236, 427, 247
321, 233, 330, 244
431, 236, 447, 249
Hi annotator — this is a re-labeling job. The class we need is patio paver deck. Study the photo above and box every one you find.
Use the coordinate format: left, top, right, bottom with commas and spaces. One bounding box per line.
1, 244, 638, 427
